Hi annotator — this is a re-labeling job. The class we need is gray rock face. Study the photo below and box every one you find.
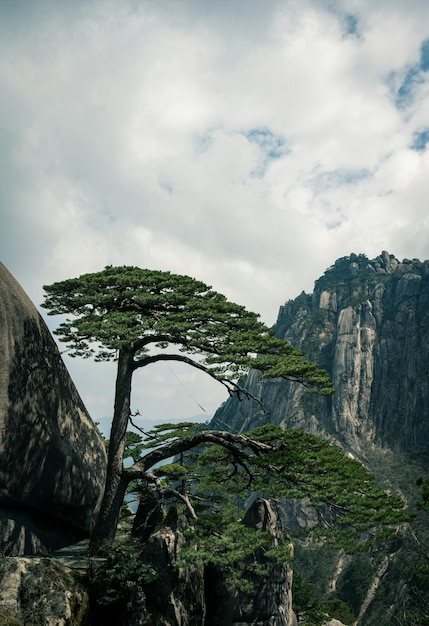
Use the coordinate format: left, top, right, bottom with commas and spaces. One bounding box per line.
205, 499, 294, 626
211, 252, 429, 625
0, 557, 89, 625
137, 500, 296, 626
0, 502, 295, 626
0, 263, 107, 555
139, 517, 206, 626
212, 251, 429, 455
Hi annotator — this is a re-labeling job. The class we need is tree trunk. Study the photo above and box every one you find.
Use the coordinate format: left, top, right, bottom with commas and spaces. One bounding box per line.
89, 348, 135, 553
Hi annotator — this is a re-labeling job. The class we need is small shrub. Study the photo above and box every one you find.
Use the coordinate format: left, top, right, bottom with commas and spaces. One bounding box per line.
90, 537, 158, 605
325, 597, 357, 625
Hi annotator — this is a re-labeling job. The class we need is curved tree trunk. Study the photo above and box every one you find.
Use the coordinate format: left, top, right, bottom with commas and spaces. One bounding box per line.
89, 348, 134, 553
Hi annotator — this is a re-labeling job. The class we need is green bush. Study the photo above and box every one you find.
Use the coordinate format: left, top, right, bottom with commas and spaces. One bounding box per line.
325, 597, 357, 625
292, 571, 328, 625
336, 554, 374, 615
91, 537, 158, 605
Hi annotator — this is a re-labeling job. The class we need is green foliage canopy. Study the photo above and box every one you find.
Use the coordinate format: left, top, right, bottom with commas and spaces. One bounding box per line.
131, 423, 412, 554
42, 265, 333, 393
42, 265, 335, 548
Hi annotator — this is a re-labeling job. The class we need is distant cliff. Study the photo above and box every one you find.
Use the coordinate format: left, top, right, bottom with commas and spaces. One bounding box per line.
211, 251, 429, 625
212, 251, 429, 455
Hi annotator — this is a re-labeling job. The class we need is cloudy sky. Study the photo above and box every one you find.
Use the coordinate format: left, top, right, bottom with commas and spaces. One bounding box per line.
2, 0, 429, 431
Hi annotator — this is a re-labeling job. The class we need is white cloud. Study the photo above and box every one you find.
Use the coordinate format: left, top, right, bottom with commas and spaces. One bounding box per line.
2, 0, 429, 422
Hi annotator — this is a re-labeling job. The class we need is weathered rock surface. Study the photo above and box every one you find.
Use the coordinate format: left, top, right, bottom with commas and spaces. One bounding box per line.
211, 252, 429, 625
204, 499, 294, 626
0, 263, 107, 555
126, 499, 296, 626
138, 518, 206, 626
212, 252, 429, 455
0, 501, 296, 626
0, 556, 89, 625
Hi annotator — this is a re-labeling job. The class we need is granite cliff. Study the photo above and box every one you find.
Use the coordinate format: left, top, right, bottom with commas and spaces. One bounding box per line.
211, 251, 429, 625
0, 263, 107, 555
212, 251, 429, 456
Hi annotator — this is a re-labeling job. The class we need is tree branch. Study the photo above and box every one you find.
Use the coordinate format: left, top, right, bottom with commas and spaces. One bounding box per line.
144, 472, 198, 519
124, 430, 273, 484
131, 334, 181, 353
133, 352, 210, 372
133, 352, 267, 410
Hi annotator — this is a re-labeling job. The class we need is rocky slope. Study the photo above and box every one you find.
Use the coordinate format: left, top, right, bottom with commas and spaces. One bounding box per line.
211, 251, 429, 625
0, 263, 107, 555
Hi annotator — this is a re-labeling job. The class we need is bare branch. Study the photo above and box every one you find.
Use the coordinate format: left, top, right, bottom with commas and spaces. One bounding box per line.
144, 472, 198, 519
128, 414, 158, 440
133, 352, 267, 409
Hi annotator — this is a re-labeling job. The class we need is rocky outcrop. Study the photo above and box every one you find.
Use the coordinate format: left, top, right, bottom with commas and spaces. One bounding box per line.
205, 499, 295, 626
121, 499, 296, 626
0, 263, 107, 555
136, 518, 206, 626
0, 501, 295, 626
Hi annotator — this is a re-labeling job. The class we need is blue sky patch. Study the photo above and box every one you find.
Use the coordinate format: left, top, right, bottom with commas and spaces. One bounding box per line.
342, 13, 359, 38
309, 168, 371, 193
244, 128, 290, 177
394, 67, 424, 108
246, 128, 289, 160
411, 129, 429, 151
421, 39, 429, 72
391, 39, 429, 109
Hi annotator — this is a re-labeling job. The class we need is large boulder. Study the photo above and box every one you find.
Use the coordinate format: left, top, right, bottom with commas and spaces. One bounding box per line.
0, 263, 107, 555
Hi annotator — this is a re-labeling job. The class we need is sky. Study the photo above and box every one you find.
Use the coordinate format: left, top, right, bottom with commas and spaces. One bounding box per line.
2, 0, 429, 433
